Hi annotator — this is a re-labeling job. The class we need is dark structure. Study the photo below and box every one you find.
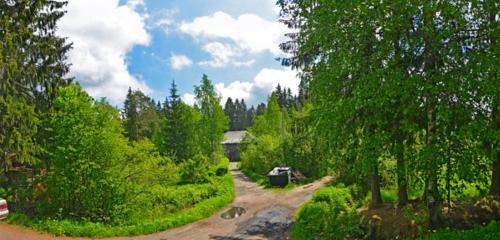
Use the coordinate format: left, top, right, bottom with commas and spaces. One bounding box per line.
222, 131, 249, 162
267, 167, 292, 187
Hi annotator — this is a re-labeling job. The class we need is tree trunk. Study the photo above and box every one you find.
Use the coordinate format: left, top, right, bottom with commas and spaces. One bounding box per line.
396, 139, 408, 206
490, 105, 500, 196
490, 151, 500, 196
426, 108, 441, 229
427, 174, 441, 229
371, 161, 383, 206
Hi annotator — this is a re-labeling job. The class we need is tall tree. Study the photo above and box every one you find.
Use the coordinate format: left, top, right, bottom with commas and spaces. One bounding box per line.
0, 0, 71, 208
256, 103, 266, 116
194, 74, 228, 159
122, 88, 160, 141
161, 81, 200, 162
43, 84, 128, 222
247, 105, 256, 128
224, 97, 236, 130
278, 0, 488, 227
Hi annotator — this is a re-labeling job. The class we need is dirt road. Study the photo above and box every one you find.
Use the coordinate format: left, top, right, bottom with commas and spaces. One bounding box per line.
0, 163, 331, 240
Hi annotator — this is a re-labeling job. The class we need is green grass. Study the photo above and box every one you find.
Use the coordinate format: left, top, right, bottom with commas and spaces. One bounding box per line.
412, 221, 500, 240
5, 174, 235, 237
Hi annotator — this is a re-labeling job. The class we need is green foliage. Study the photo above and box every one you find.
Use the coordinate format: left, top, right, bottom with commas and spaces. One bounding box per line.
240, 134, 281, 175
224, 97, 254, 131
157, 81, 201, 162
250, 93, 282, 137
194, 74, 229, 159
0, 0, 71, 211
122, 88, 161, 141
292, 186, 362, 240
42, 84, 129, 223
179, 154, 211, 184
278, 0, 500, 228
7, 174, 235, 237
412, 221, 500, 240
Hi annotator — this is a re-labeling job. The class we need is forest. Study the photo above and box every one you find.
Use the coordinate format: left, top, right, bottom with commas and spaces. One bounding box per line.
1, 0, 499, 239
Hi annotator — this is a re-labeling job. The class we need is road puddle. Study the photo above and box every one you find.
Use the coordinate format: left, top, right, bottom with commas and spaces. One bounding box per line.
221, 207, 246, 219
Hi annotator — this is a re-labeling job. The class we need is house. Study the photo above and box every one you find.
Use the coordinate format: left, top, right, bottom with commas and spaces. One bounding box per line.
222, 131, 249, 162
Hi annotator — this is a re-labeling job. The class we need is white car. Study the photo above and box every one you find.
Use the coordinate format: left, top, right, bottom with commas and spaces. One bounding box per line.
0, 198, 8, 219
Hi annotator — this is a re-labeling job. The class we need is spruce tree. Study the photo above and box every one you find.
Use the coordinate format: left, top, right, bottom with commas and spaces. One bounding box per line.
0, 0, 71, 200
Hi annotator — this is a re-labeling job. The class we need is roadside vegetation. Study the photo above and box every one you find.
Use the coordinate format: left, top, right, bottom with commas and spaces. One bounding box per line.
0, 1, 232, 236
240, 0, 499, 239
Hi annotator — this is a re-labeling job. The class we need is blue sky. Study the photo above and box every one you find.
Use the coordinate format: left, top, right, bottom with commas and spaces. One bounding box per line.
58, 0, 299, 107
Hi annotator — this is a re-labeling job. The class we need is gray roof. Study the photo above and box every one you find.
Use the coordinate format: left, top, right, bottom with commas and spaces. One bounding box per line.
222, 131, 248, 144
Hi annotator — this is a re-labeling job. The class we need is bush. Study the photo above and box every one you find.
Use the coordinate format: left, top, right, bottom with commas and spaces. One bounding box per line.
212, 157, 229, 176
179, 154, 210, 184
292, 186, 363, 240
240, 134, 280, 175
7, 174, 235, 237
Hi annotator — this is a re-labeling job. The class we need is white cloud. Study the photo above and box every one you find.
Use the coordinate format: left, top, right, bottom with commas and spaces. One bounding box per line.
215, 81, 254, 103
127, 0, 145, 9
170, 53, 193, 70
181, 93, 196, 106
180, 11, 287, 68
198, 41, 255, 68
149, 8, 178, 35
199, 42, 237, 68
58, 0, 150, 103
254, 68, 300, 95
213, 67, 299, 104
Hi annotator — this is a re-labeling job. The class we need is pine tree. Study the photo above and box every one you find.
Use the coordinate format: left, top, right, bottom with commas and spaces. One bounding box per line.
122, 89, 160, 141
256, 103, 266, 116
162, 80, 200, 162
247, 106, 256, 128
238, 99, 248, 130
224, 97, 236, 130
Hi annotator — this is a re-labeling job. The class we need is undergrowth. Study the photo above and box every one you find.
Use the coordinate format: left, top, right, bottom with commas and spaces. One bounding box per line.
6, 174, 234, 237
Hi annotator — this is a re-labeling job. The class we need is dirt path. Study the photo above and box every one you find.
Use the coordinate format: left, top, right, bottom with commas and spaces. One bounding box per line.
0, 163, 331, 240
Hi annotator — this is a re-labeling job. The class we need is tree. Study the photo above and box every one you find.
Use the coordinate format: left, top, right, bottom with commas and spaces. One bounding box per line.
122, 88, 161, 141
251, 93, 282, 137
256, 103, 266, 116
278, 0, 499, 228
156, 81, 200, 162
224, 97, 236, 130
0, 0, 71, 210
194, 74, 228, 160
247, 106, 256, 128
43, 84, 128, 222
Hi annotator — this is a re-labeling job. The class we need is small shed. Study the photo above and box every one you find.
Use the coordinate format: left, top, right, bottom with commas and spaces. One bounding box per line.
267, 167, 292, 187
222, 131, 249, 162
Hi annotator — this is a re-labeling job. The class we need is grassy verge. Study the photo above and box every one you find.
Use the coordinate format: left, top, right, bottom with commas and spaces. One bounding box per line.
6, 174, 234, 237
412, 221, 500, 240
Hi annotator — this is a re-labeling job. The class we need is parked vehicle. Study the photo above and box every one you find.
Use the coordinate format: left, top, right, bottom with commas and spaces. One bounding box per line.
0, 198, 9, 219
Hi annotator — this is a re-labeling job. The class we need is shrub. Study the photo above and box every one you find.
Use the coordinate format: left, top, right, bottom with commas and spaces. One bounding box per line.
292, 186, 362, 240
7, 174, 235, 237
212, 157, 229, 176
240, 134, 280, 175
180, 154, 210, 184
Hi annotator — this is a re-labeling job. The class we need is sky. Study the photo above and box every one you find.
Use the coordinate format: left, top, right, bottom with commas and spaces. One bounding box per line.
57, 0, 299, 107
